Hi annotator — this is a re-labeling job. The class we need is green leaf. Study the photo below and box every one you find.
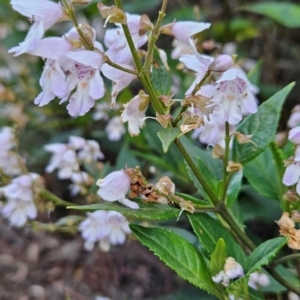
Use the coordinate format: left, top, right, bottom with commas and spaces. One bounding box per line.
188, 214, 246, 263
243, 143, 284, 200
244, 237, 287, 274
115, 144, 138, 170
239, 2, 300, 28
151, 46, 172, 95
227, 278, 264, 300
157, 127, 181, 153
130, 224, 217, 295
68, 201, 179, 220
210, 238, 227, 276
233, 83, 295, 165
226, 170, 243, 207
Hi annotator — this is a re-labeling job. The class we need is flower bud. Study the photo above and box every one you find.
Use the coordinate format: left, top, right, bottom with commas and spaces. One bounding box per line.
80, 23, 95, 46
224, 257, 244, 279
212, 144, 224, 159
156, 113, 173, 128
209, 54, 233, 72
156, 176, 175, 195
288, 126, 300, 144
98, 3, 126, 27
283, 190, 300, 202
226, 161, 242, 172
139, 14, 153, 36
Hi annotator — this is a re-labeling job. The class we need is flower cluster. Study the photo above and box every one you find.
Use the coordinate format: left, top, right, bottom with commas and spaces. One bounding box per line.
78, 210, 131, 252
0, 126, 25, 176
1, 173, 41, 227
212, 257, 269, 290
44, 135, 102, 194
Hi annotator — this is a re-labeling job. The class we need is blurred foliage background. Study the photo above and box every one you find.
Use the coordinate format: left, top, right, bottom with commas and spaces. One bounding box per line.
0, 0, 300, 299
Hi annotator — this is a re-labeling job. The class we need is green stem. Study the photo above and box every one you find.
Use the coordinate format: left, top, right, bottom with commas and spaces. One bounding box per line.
172, 70, 211, 126
62, 0, 94, 50
221, 122, 231, 201
218, 202, 256, 251
40, 189, 74, 207
265, 266, 300, 295
114, 0, 166, 115
174, 138, 219, 206
144, 0, 169, 70
104, 55, 138, 75
272, 253, 300, 267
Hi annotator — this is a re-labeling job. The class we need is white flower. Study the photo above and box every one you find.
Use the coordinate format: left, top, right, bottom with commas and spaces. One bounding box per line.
0, 152, 24, 176
105, 116, 126, 141
96, 170, 139, 209
78, 211, 110, 251
248, 272, 269, 290
0, 126, 16, 151
44, 143, 79, 179
288, 126, 300, 145
121, 94, 149, 136
2, 197, 37, 227
93, 102, 111, 121
78, 210, 131, 251
1, 173, 40, 201
100, 211, 131, 252
8, 0, 65, 56
69, 172, 90, 196
69, 136, 104, 163
212, 257, 244, 287
288, 105, 300, 128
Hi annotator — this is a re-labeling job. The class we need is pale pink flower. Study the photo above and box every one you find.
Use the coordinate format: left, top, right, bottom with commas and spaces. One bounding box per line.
164, 21, 211, 49
8, 0, 65, 56
96, 170, 139, 209
61, 49, 105, 116
101, 63, 136, 106
199, 68, 258, 125
44, 143, 79, 179
105, 116, 126, 141
283, 146, 300, 195
34, 59, 69, 107
121, 95, 149, 136
288, 126, 300, 144
104, 13, 148, 64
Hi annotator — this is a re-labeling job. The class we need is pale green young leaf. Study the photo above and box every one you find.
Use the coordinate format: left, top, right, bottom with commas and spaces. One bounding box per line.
226, 170, 243, 207
210, 238, 227, 276
157, 127, 181, 153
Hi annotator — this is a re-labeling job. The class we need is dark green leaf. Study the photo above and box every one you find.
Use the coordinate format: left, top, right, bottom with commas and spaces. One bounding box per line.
244, 237, 287, 274
157, 127, 181, 153
244, 143, 285, 200
239, 3, 300, 28
68, 201, 179, 220
226, 170, 243, 207
130, 224, 217, 295
188, 214, 246, 263
151, 46, 172, 95
233, 83, 295, 165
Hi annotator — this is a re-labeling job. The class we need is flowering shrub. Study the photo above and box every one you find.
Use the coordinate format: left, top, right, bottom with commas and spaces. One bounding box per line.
1, 0, 300, 299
